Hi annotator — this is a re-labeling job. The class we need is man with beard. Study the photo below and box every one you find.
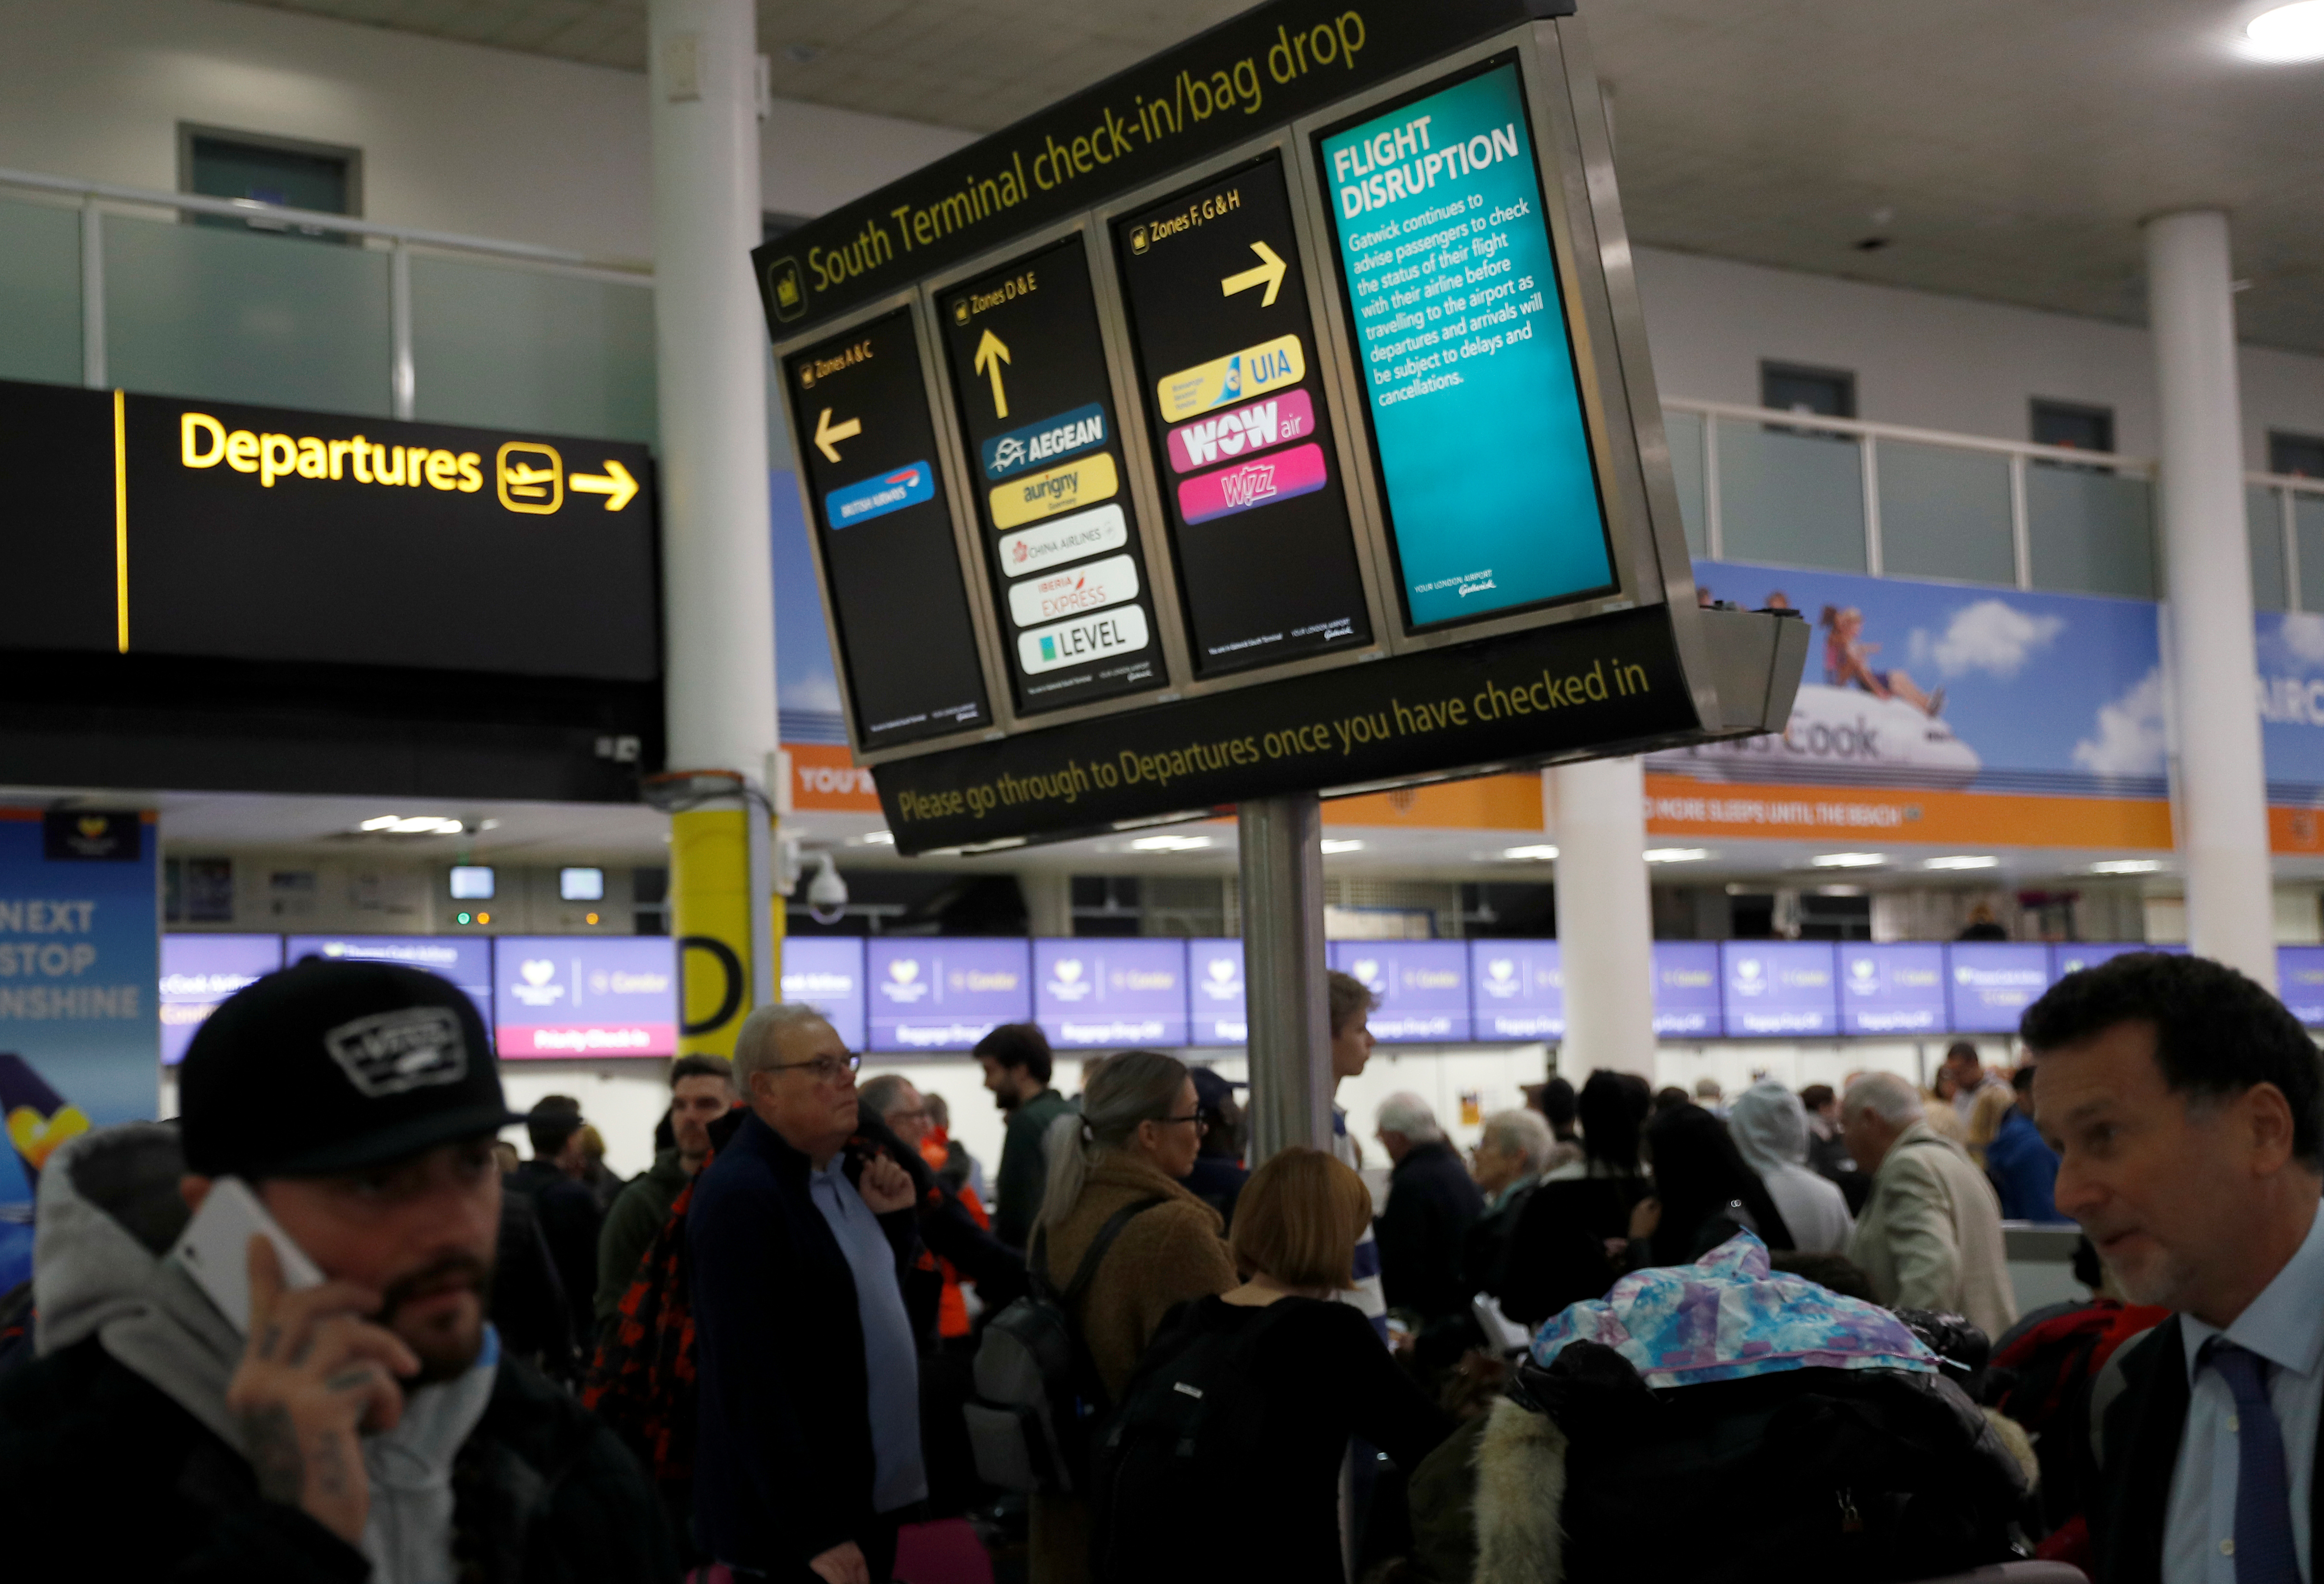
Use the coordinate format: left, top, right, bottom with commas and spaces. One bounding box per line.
974, 1022, 1073, 1249
0, 959, 675, 1583
2027, 952, 2324, 1584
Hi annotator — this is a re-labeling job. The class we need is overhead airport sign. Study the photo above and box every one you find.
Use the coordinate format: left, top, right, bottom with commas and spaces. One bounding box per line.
0, 377, 659, 683
761, 1, 1804, 854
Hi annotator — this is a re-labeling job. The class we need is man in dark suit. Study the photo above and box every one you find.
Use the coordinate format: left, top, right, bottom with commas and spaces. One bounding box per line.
691, 1004, 926, 1584
2024, 952, 2324, 1584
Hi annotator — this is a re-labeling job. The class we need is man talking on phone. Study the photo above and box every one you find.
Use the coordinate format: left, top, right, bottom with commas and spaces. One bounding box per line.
0, 959, 677, 1582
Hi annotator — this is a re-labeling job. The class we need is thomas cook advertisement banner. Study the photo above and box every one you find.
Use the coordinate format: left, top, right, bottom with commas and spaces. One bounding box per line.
0, 809, 160, 1293
1651, 559, 2324, 853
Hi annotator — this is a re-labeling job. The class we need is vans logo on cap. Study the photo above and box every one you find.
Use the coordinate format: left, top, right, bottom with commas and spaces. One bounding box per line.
323, 1006, 467, 1097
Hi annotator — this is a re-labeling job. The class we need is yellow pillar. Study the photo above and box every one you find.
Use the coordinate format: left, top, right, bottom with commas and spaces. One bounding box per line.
671, 803, 753, 1057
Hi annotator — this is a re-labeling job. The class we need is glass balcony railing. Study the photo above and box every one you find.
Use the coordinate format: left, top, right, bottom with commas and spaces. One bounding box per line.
0, 168, 656, 445
1665, 400, 2204, 601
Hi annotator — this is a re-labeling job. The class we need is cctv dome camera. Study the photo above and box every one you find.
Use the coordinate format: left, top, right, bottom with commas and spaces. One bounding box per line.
806, 852, 848, 925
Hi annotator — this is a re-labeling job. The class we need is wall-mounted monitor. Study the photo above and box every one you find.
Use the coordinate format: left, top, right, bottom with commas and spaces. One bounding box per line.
558, 867, 606, 902
1721, 942, 1839, 1038
1947, 943, 2057, 1034
1651, 943, 1723, 1038
1329, 941, 1470, 1043
284, 934, 493, 1031
1186, 939, 1247, 1047
448, 866, 495, 901
866, 938, 1031, 1052
1837, 943, 1947, 1036
492, 937, 675, 1058
2050, 942, 2186, 977
159, 934, 284, 1065
1034, 938, 1188, 1049
2280, 946, 2324, 1028
1469, 940, 1562, 1041
780, 936, 867, 1053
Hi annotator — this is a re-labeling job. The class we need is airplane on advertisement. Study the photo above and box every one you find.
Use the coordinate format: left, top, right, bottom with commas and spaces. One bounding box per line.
1654, 683, 1983, 788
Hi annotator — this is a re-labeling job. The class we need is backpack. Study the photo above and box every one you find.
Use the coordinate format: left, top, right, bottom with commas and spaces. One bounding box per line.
1086, 1297, 1306, 1575
962, 1196, 1161, 1495
582, 1167, 706, 1491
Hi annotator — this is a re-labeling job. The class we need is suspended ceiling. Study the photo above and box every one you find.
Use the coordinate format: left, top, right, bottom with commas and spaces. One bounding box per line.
215, 0, 2324, 352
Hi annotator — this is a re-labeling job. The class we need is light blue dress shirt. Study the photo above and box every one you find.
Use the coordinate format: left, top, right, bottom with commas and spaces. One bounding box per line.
809, 1156, 928, 1515
2166, 1202, 2324, 1584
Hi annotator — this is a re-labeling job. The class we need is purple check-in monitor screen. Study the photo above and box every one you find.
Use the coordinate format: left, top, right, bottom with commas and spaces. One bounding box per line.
1837, 943, 1947, 1036
867, 938, 1031, 1052
780, 936, 868, 1052
2051, 942, 2186, 978
493, 937, 676, 1058
1187, 939, 1247, 1046
2279, 946, 2324, 1028
285, 935, 493, 1031
1947, 943, 2057, 1034
1035, 939, 1188, 1048
1470, 940, 1562, 1040
1329, 941, 1470, 1043
1721, 942, 1839, 1037
160, 934, 284, 1065
1652, 943, 1723, 1037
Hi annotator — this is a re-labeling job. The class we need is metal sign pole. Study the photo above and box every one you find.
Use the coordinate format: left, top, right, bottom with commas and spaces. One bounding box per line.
1239, 792, 1333, 1162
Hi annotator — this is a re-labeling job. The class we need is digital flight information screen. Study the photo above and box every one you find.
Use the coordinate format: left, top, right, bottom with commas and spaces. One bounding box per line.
1314, 56, 1617, 632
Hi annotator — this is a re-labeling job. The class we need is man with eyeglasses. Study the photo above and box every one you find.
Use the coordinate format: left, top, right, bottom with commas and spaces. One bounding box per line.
690, 1004, 924, 1584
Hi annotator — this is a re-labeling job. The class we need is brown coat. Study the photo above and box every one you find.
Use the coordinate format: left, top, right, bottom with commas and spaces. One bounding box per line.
1029, 1151, 1238, 1583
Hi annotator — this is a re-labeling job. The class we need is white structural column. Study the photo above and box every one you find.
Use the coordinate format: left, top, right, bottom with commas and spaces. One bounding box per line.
2146, 211, 2274, 987
1547, 755, 1657, 1081
650, 0, 778, 782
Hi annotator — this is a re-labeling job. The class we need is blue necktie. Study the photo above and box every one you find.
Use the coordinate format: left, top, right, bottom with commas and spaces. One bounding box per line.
2204, 1338, 2302, 1584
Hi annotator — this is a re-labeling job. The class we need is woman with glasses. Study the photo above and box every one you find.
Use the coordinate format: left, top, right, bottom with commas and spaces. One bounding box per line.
1027, 1050, 1237, 1584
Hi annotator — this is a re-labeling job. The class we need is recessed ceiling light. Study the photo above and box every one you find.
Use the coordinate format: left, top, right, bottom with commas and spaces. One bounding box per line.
1320, 839, 1364, 854
856, 830, 895, 845
1501, 844, 1559, 861
1130, 834, 1211, 852
357, 814, 462, 835
1923, 855, 1999, 870
1644, 847, 1710, 863
2091, 858, 2164, 874
2248, 0, 2324, 61
360, 815, 401, 830
1809, 852, 1886, 868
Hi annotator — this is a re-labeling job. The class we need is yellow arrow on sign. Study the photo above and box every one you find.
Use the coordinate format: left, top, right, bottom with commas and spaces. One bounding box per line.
974, 327, 1012, 418
1221, 240, 1287, 307
814, 407, 862, 463
569, 459, 640, 511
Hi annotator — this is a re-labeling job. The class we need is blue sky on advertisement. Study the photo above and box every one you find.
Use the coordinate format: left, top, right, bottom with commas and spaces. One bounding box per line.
2257, 611, 2324, 791
1676, 560, 2165, 792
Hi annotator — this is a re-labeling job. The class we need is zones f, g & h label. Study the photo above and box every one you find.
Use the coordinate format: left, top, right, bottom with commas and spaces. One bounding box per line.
1114, 151, 1372, 679
784, 311, 992, 749
938, 236, 1162, 715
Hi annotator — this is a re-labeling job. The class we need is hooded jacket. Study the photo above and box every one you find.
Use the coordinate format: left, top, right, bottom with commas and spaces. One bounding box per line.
1726, 1081, 1858, 1256
0, 1122, 677, 1584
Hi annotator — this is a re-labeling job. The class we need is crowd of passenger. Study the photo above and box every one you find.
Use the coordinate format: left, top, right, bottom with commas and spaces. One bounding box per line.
0, 947, 2315, 1584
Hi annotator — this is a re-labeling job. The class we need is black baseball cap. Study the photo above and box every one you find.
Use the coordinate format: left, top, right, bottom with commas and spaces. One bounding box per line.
180, 958, 522, 1178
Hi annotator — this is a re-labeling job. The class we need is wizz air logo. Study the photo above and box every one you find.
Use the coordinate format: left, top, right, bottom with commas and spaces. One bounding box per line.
1218, 463, 1279, 509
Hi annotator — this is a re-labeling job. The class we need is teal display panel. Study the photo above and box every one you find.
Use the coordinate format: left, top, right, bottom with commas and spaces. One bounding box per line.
1313, 55, 1617, 632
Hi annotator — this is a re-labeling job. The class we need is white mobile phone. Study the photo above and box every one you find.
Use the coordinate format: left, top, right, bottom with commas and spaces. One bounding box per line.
171, 1175, 326, 1334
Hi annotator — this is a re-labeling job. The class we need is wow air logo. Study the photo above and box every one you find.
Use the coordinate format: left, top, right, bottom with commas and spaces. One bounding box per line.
827, 461, 935, 528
